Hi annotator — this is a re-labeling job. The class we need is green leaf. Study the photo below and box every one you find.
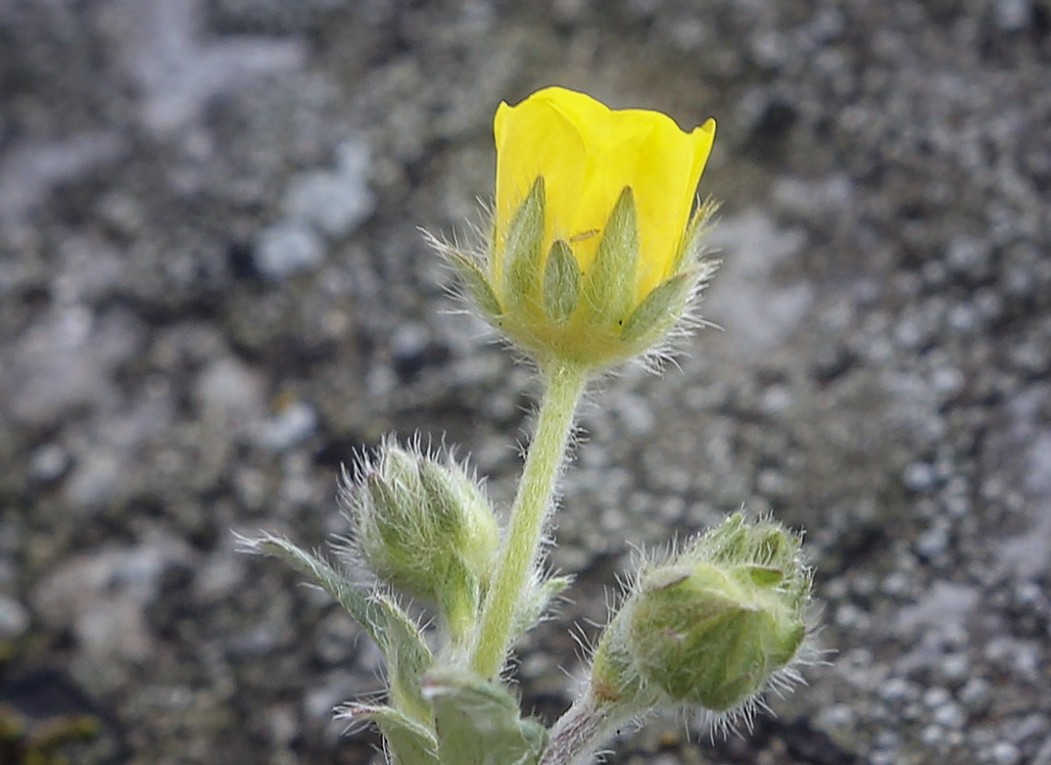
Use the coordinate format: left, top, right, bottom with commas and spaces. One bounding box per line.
619, 271, 693, 343
341, 704, 439, 765
244, 535, 433, 722
542, 239, 581, 323
374, 592, 437, 721
503, 177, 546, 310
425, 670, 547, 765
581, 187, 639, 326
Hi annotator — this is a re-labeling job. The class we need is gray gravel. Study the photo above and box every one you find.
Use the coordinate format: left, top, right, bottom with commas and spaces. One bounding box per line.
2, 1, 1050, 764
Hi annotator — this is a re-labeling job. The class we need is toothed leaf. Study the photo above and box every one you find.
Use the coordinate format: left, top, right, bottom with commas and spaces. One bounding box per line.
341, 704, 438, 765
244, 536, 433, 721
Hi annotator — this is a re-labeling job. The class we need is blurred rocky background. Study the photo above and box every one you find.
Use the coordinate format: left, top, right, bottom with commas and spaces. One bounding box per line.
2, 0, 1050, 763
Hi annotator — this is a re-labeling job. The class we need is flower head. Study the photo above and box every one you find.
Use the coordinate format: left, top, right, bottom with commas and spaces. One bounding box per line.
438, 86, 719, 370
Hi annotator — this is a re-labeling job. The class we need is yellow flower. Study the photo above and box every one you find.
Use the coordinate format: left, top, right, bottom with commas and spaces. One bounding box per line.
440, 86, 718, 369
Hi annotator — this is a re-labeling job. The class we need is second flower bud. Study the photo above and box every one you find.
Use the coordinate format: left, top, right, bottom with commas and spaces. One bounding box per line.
589, 513, 811, 719
343, 439, 501, 644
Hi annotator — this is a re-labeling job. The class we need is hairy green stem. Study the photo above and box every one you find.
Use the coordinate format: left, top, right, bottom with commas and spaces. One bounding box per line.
470, 362, 587, 679
540, 693, 630, 765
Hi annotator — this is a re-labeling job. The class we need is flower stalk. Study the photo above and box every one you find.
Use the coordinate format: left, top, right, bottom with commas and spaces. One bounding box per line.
470, 361, 588, 679
540, 693, 632, 765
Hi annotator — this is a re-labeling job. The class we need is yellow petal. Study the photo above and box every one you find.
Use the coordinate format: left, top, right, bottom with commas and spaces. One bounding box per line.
494, 95, 586, 264
629, 113, 716, 297
532, 86, 613, 142
568, 124, 655, 274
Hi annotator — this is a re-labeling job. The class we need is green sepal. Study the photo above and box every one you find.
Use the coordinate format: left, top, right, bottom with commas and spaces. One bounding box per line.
670, 196, 719, 274
742, 564, 785, 587
588, 615, 653, 707
694, 511, 749, 562
447, 250, 504, 319
340, 705, 439, 765
581, 187, 639, 326
436, 555, 482, 648
243, 535, 433, 722
416, 457, 497, 555
630, 579, 757, 709
414, 458, 498, 644
424, 669, 547, 765
417, 457, 467, 535
542, 239, 581, 323
503, 177, 546, 311
620, 271, 693, 344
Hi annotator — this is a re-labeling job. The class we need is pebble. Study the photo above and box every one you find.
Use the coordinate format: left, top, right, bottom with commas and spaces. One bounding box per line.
870, 752, 899, 765
834, 603, 870, 630
959, 677, 992, 710
0, 593, 30, 640
881, 571, 911, 597
253, 400, 318, 451
282, 167, 373, 239
612, 392, 656, 435
921, 723, 945, 747
989, 741, 1021, 765
915, 524, 950, 560
923, 686, 951, 707
390, 321, 431, 362
816, 703, 855, 729
254, 221, 325, 280
32, 544, 190, 661
937, 653, 971, 685
903, 461, 938, 492
932, 700, 966, 729
64, 448, 122, 509
994, 0, 1032, 32
28, 443, 71, 483
194, 356, 266, 427
878, 676, 915, 705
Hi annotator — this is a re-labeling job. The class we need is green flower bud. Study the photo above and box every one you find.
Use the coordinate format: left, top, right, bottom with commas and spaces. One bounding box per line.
344, 439, 501, 640
590, 513, 811, 715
